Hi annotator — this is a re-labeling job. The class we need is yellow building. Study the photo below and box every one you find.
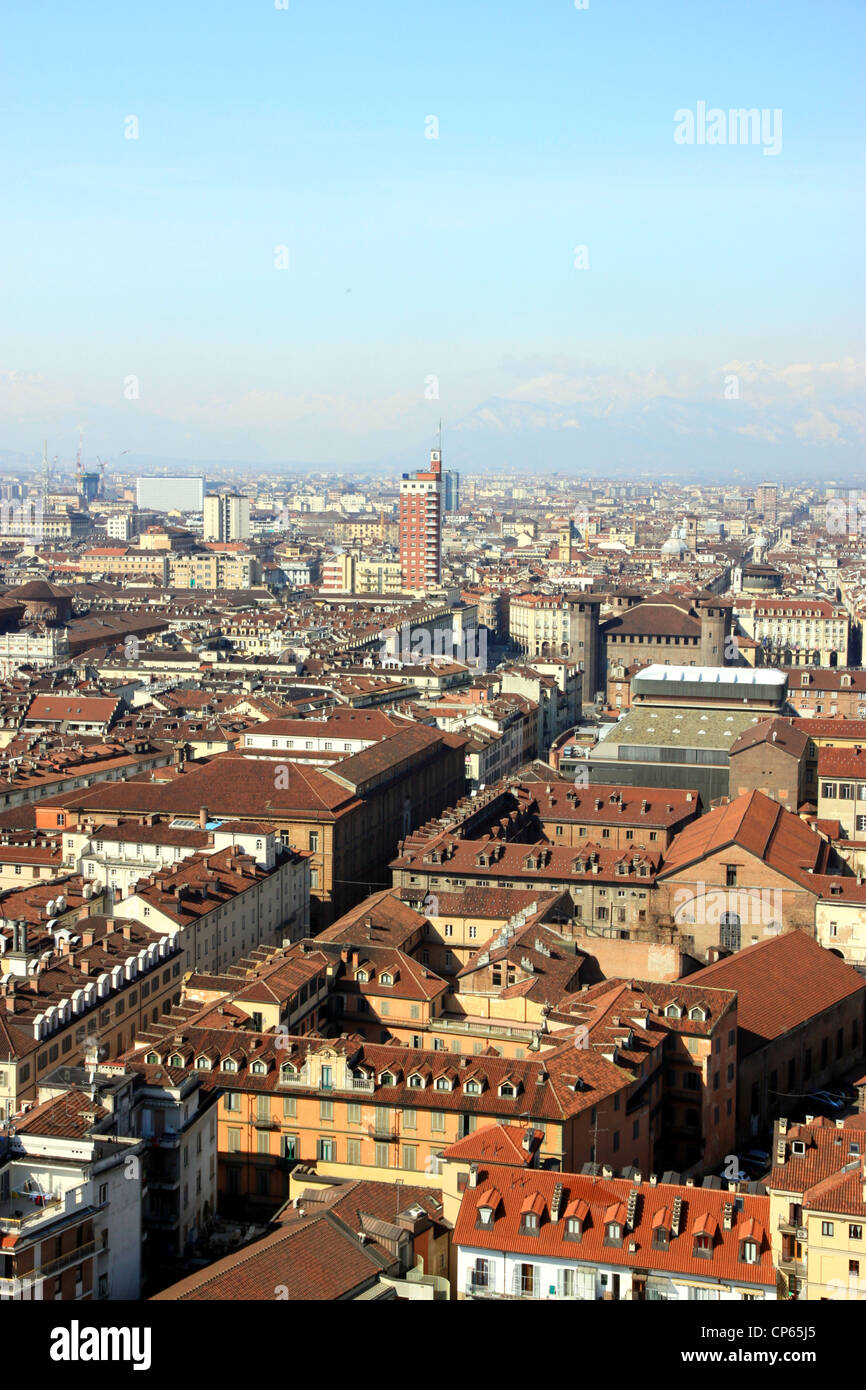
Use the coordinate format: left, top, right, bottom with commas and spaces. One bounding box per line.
768, 1114, 866, 1300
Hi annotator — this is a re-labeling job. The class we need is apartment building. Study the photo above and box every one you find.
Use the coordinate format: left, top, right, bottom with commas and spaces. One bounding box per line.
391, 836, 660, 935
521, 781, 700, 850
0, 1087, 145, 1301
399, 450, 442, 591
499, 664, 581, 756
784, 668, 866, 719
130, 1023, 665, 1214
0, 919, 182, 1119
451, 1159, 776, 1302
735, 597, 849, 668
769, 1113, 866, 1300
34, 1061, 218, 1287
818, 746, 866, 841
111, 842, 310, 974
169, 551, 260, 589
203, 493, 250, 543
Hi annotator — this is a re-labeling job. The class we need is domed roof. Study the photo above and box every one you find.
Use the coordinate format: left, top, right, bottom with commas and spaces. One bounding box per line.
7, 580, 72, 600
661, 528, 688, 557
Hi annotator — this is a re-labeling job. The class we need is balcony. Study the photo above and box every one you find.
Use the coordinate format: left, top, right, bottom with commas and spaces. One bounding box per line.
37, 1241, 96, 1279
777, 1218, 808, 1239
777, 1256, 806, 1278
367, 1123, 400, 1142
0, 1184, 91, 1234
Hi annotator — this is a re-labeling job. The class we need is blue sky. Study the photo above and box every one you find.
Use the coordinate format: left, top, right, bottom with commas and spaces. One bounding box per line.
1, 0, 863, 474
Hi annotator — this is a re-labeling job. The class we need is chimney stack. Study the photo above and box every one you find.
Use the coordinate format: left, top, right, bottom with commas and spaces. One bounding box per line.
199, 806, 208, 829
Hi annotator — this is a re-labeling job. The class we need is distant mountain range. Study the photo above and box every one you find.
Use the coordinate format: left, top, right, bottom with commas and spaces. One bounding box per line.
1, 379, 862, 485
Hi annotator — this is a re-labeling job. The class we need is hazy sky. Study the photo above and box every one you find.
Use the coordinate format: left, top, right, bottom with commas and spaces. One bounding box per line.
1, 0, 863, 474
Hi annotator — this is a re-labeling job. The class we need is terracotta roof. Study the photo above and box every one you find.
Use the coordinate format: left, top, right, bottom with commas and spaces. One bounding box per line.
657, 790, 828, 889
694, 932, 866, 1056
13, 1087, 109, 1138
453, 1167, 775, 1287
150, 1209, 396, 1300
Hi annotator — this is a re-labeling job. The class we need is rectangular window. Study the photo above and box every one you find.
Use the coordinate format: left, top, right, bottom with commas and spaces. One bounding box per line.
227, 1127, 241, 1154
347, 1138, 361, 1165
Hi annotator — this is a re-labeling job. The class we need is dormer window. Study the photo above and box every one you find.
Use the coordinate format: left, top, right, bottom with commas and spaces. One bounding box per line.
145, 1052, 159, 1065
169, 1053, 184, 1068
792, 1140, 806, 1155
477, 1205, 494, 1227
740, 1239, 759, 1264
379, 1070, 396, 1086
195, 1056, 211, 1070
355, 970, 369, 983
665, 1004, 683, 1018
434, 1076, 452, 1091
280, 1063, 297, 1081
498, 1081, 519, 1098
251, 1060, 267, 1075
653, 1225, 670, 1249
605, 1222, 623, 1245
565, 1217, 582, 1239
465, 1079, 482, 1095
380, 973, 393, 986
693, 1234, 712, 1257
688, 1006, 708, 1021
222, 1058, 238, 1072
408, 1073, 425, 1088
521, 1211, 540, 1234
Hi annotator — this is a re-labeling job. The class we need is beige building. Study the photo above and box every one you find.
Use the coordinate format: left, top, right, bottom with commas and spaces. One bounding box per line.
736, 597, 850, 668
111, 842, 310, 974
769, 1114, 866, 1300
169, 551, 260, 589
355, 557, 403, 594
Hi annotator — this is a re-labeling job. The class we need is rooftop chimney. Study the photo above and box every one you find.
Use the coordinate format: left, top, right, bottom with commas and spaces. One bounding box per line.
199, 806, 208, 829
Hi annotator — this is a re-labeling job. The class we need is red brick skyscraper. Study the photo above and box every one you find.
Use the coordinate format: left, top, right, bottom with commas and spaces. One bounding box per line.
399, 449, 442, 590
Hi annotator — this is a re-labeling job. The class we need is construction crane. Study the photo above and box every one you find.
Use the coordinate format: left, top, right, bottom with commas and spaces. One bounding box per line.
96, 449, 129, 496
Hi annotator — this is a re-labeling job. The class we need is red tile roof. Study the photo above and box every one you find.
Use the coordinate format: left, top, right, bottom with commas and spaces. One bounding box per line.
694, 932, 866, 1055
453, 1165, 775, 1287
